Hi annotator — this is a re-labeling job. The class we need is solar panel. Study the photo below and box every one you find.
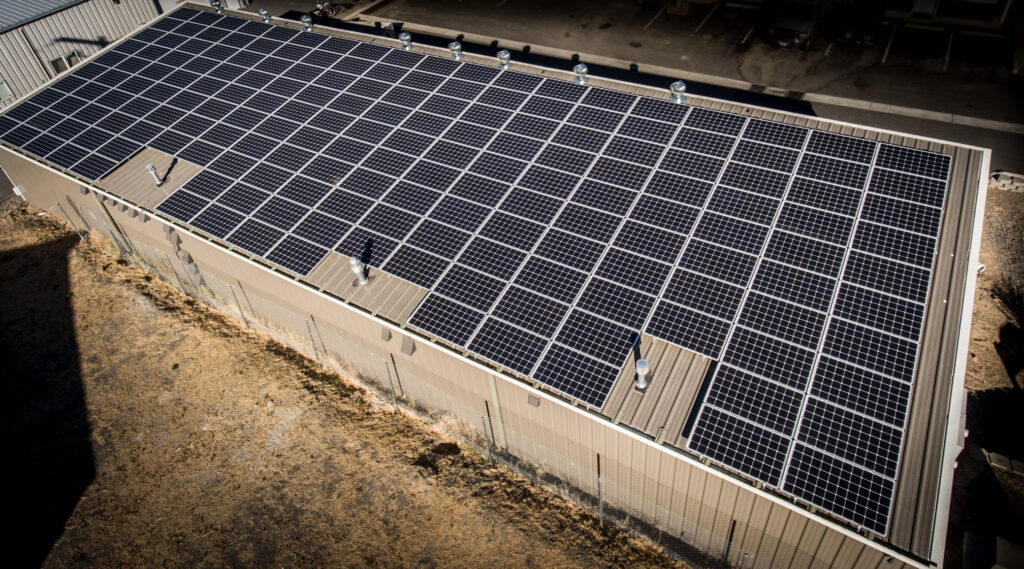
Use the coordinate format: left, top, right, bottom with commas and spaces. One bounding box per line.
0, 6, 957, 537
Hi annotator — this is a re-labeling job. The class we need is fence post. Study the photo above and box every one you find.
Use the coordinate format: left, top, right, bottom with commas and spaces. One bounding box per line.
484, 401, 498, 450
724, 519, 737, 563
65, 195, 92, 232
384, 359, 399, 412
481, 416, 493, 465
597, 453, 603, 527
229, 284, 249, 327
162, 253, 187, 293
55, 202, 85, 241
305, 319, 321, 365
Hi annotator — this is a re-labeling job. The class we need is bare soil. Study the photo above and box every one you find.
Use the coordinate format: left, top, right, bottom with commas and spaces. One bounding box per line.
0, 200, 682, 569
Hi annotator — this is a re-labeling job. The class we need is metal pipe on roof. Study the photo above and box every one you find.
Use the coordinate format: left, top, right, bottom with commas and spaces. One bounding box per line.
573, 63, 589, 84
448, 41, 463, 60
670, 80, 687, 103
635, 359, 649, 390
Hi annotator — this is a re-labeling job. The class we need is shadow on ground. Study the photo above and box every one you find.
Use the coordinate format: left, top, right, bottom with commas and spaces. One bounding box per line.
947, 276, 1024, 568
991, 277, 1024, 388
0, 229, 94, 568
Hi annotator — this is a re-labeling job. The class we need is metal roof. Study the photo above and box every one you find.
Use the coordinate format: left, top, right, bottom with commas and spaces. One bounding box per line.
0, 0, 86, 34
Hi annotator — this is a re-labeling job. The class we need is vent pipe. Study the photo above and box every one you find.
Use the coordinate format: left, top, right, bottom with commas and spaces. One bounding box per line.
497, 49, 511, 70
448, 41, 463, 60
573, 63, 589, 84
399, 32, 412, 50
670, 81, 687, 103
145, 163, 163, 187
635, 359, 649, 390
349, 257, 368, 286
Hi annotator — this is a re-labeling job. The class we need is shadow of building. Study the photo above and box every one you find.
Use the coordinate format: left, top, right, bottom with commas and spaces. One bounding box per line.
0, 229, 94, 568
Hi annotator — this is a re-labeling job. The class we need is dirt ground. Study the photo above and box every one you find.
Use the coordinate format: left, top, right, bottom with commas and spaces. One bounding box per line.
0, 200, 682, 569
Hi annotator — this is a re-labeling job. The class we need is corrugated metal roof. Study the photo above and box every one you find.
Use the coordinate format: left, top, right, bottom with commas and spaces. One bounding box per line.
0, 0, 87, 34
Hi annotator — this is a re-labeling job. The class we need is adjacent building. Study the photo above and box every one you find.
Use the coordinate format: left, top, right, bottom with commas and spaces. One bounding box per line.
0, 0, 159, 109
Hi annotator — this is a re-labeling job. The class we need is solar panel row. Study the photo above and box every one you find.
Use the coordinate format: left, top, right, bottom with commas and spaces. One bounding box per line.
688, 134, 950, 535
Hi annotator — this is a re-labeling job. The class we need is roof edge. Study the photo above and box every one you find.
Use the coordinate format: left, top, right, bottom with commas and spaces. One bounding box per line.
928, 147, 990, 566
0, 0, 90, 35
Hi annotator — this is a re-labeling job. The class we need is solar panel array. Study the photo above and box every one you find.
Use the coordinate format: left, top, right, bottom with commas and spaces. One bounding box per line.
0, 6, 954, 538
687, 142, 949, 536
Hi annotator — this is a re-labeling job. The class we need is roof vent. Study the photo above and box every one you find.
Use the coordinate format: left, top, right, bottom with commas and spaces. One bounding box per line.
258, 8, 271, 23
573, 63, 589, 84
497, 49, 511, 70
670, 80, 687, 104
349, 256, 368, 286
635, 358, 649, 390
209, 0, 223, 14
448, 41, 463, 61
399, 32, 412, 50
301, 14, 313, 31
145, 163, 163, 187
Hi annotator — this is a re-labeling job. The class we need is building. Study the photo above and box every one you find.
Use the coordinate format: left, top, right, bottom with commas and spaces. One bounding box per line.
0, 0, 159, 110
0, 4, 988, 568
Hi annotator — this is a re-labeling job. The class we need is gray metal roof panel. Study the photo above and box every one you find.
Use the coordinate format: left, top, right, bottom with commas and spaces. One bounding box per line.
0, 0, 87, 34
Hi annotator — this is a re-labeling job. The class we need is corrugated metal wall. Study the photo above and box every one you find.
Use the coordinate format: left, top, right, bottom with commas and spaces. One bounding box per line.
0, 0, 157, 109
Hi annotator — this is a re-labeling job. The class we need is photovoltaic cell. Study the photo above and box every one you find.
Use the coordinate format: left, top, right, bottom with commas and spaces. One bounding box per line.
797, 397, 902, 477
436, 264, 506, 313
689, 406, 788, 484
469, 317, 547, 375
409, 294, 485, 346
533, 345, 620, 407
738, 293, 826, 349
555, 309, 636, 366
706, 365, 802, 434
784, 444, 892, 535
723, 327, 815, 390
876, 144, 951, 180
811, 356, 911, 428
664, 269, 745, 321
383, 245, 449, 288
578, 278, 655, 329
492, 286, 569, 337
646, 301, 730, 358
266, 236, 328, 275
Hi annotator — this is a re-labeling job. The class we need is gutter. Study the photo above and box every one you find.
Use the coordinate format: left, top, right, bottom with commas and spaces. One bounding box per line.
928, 148, 991, 567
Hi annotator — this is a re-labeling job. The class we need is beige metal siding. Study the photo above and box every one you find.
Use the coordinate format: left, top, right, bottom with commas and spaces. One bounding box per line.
0, 32, 50, 104
0, 0, 156, 108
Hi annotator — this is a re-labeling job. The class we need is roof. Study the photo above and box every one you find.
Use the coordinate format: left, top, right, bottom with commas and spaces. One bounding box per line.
0, 3, 987, 562
0, 0, 86, 34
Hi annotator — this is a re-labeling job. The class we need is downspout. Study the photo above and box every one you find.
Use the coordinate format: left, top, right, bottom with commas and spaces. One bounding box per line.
19, 27, 53, 79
